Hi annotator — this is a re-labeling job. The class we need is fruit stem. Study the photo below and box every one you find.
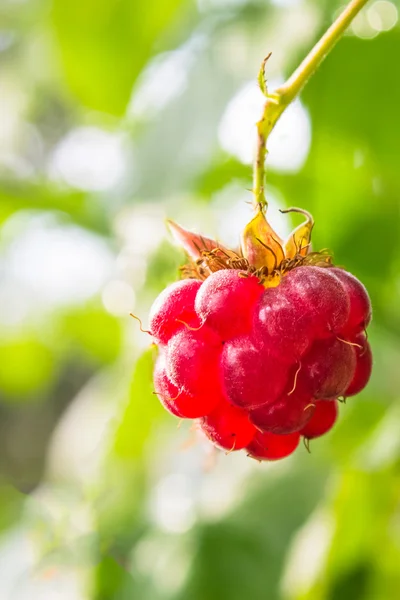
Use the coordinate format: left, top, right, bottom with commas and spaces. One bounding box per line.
253, 0, 370, 211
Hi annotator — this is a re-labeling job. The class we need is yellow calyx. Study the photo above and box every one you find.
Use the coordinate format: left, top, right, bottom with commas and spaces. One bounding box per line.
240, 208, 284, 272
240, 206, 315, 285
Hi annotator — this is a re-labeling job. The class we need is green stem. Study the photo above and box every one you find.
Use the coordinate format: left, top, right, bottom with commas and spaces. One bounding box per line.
253, 0, 370, 210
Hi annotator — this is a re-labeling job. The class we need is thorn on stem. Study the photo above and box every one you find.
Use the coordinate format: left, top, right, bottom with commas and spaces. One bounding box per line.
258, 52, 272, 97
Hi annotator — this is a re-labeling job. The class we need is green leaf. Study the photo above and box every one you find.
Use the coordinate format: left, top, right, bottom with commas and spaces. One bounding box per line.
114, 345, 164, 459
178, 462, 328, 600
51, 0, 192, 115
0, 485, 25, 532
61, 307, 123, 365
301, 30, 400, 175
93, 556, 137, 600
144, 240, 184, 298
323, 468, 399, 600
194, 155, 251, 197
0, 181, 109, 234
0, 337, 54, 399
92, 346, 166, 561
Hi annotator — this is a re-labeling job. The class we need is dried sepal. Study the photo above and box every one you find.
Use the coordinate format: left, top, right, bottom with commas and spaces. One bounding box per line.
171, 207, 331, 286
166, 220, 235, 262
281, 207, 314, 259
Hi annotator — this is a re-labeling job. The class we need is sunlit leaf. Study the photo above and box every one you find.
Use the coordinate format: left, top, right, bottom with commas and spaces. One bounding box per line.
0, 182, 109, 233
92, 346, 166, 562
93, 555, 137, 600
194, 155, 251, 197
114, 345, 164, 459
61, 307, 123, 365
0, 485, 25, 532
0, 337, 54, 398
51, 0, 193, 115
178, 462, 328, 600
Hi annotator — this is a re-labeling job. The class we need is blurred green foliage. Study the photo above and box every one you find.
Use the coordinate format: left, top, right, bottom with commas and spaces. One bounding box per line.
52, 0, 194, 115
1, 0, 400, 598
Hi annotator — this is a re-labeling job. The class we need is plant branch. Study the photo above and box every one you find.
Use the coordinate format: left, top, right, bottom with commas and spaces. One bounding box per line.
253, 0, 370, 210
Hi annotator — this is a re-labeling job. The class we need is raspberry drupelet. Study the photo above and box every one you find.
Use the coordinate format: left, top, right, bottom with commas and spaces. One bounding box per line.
148, 207, 372, 462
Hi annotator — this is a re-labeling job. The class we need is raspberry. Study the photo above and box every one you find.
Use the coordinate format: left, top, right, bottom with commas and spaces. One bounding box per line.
166, 325, 223, 395
150, 211, 372, 462
221, 335, 289, 409
154, 353, 220, 418
201, 401, 256, 451
329, 268, 372, 334
246, 430, 300, 461
345, 333, 372, 397
149, 279, 201, 345
195, 270, 263, 340
300, 400, 338, 440
301, 337, 356, 399
249, 378, 315, 435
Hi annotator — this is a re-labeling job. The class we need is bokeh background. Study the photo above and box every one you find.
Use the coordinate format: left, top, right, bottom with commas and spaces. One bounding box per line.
1, 0, 400, 598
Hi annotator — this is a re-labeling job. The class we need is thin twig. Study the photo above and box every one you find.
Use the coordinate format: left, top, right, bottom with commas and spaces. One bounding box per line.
253, 0, 370, 210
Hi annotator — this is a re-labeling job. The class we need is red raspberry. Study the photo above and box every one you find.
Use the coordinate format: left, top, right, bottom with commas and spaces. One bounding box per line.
246, 430, 300, 461
201, 401, 256, 451
249, 378, 315, 435
329, 268, 372, 334
149, 227, 371, 461
221, 335, 289, 409
345, 333, 372, 396
149, 279, 201, 345
301, 337, 356, 399
166, 325, 223, 395
300, 400, 338, 440
195, 270, 264, 340
154, 353, 220, 418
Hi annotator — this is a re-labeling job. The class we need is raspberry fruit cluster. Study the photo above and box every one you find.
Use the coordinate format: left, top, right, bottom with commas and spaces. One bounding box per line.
150, 260, 372, 461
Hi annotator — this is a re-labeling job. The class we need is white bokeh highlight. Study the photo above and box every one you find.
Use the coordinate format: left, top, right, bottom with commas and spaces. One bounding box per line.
151, 474, 196, 533
283, 509, 334, 598
49, 127, 129, 191
368, 0, 398, 31
197, 0, 248, 12
129, 34, 206, 119
218, 81, 311, 172
114, 205, 166, 255
271, 0, 303, 7
4, 215, 114, 309
0, 526, 87, 600
102, 279, 135, 316
213, 183, 291, 249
